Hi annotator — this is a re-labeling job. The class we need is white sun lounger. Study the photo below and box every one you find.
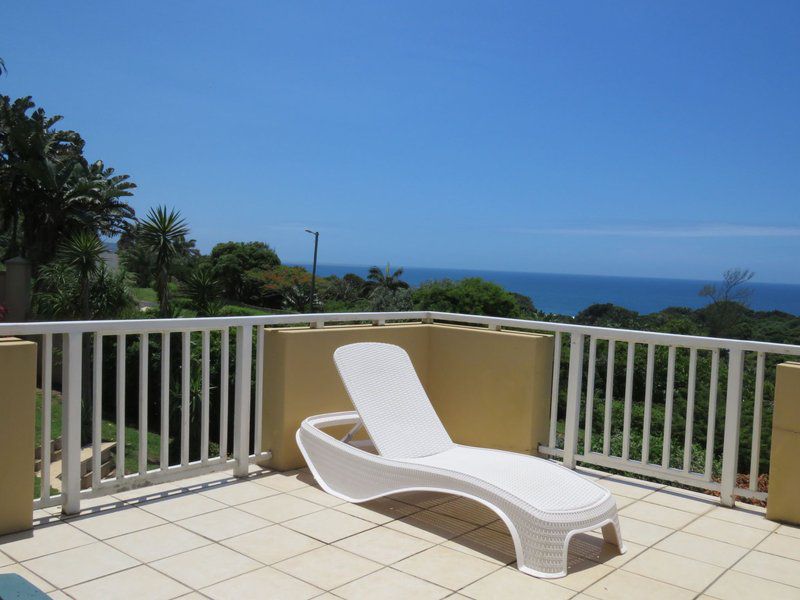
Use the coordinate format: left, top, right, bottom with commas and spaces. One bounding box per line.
296, 342, 625, 578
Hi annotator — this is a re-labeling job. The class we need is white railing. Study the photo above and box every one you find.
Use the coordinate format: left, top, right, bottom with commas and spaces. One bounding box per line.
2, 310, 798, 514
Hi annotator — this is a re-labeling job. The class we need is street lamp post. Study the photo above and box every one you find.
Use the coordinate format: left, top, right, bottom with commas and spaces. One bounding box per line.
305, 229, 319, 310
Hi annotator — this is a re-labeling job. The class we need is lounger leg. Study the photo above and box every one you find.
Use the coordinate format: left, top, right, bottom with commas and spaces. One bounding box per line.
601, 518, 626, 553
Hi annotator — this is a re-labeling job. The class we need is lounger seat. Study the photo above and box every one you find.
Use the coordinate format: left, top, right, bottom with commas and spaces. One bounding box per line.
296, 342, 625, 578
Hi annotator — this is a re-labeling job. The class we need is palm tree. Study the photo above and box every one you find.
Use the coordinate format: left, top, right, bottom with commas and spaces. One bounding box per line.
0, 95, 135, 264
58, 231, 105, 319
367, 263, 409, 291
181, 264, 221, 316
139, 206, 190, 315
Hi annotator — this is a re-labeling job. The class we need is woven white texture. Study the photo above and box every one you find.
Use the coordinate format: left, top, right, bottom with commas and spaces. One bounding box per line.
297, 417, 623, 578
407, 446, 607, 513
333, 342, 454, 459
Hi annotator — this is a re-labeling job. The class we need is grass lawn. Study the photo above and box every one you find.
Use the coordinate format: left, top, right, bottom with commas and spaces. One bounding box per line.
131, 286, 157, 303
36, 390, 165, 480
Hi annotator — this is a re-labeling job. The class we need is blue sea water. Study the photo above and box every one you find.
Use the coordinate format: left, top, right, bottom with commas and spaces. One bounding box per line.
294, 263, 800, 316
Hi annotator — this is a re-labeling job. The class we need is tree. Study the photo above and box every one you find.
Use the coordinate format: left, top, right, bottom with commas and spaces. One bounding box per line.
367, 264, 409, 291
58, 231, 105, 319
699, 268, 756, 337
210, 241, 280, 302
0, 95, 135, 264
412, 278, 522, 317
33, 261, 133, 320
576, 303, 640, 329
138, 206, 190, 315
0, 58, 6, 77
699, 268, 755, 304
247, 265, 313, 309
369, 287, 413, 312
181, 264, 222, 316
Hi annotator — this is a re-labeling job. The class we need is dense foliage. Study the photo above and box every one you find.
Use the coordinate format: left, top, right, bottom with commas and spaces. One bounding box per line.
0, 96, 135, 266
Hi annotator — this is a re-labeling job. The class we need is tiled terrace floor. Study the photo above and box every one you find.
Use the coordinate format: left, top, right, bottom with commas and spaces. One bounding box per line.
2, 465, 799, 600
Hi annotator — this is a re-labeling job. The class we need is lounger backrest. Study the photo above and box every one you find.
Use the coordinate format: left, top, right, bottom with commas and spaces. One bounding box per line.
334, 342, 454, 459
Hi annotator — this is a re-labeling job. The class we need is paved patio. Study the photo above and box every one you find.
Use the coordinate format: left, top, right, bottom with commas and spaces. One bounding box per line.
1, 465, 799, 599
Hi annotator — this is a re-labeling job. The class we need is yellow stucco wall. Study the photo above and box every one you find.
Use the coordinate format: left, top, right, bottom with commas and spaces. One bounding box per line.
0, 337, 37, 535
261, 323, 554, 470
766, 362, 800, 525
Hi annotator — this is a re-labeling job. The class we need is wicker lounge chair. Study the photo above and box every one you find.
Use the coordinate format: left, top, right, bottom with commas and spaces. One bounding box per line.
296, 342, 625, 577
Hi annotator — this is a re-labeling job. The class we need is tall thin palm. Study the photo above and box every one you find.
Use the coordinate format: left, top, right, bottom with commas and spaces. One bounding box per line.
367, 263, 409, 291
139, 206, 189, 315
59, 231, 105, 319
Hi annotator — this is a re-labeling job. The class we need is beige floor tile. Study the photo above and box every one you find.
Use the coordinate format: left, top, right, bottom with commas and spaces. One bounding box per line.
576, 466, 611, 480
222, 524, 323, 564
642, 487, 717, 514
756, 532, 800, 561
334, 526, 433, 564
393, 545, 499, 590
200, 480, 280, 506
616, 515, 672, 546
429, 497, 498, 526
777, 524, 800, 539
0, 522, 94, 561
612, 495, 636, 509
137, 492, 228, 522
706, 570, 800, 600
619, 500, 696, 529
282, 508, 375, 543
596, 476, 662, 499
568, 531, 645, 568
335, 497, 420, 524
290, 485, 347, 507
683, 515, 771, 548
46, 592, 70, 600
70, 506, 167, 539
443, 526, 516, 565
202, 565, 321, 600
274, 545, 382, 589
550, 558, 612, 592
238, 494, 324, 522
64, 564, 190, 600
0, 563, 56, 593
106, 523, 210, 563
113, 482, 181, 503
334, 567, 450, 600
621, 547, 724, 592
654, 531, 747, 568
32, 510, 61, 528
176, 507, 270, 541
254, 470, 312, 492
460, 566, 573, 599
22, 542, 138, 589
58, 496, 129, 517
151, 544, 260, 589
384, 510, 478, 543
173, 471, 237, 491
585, 569, 695, 600
706, 505, 778, 531
733, 550, 800, 588
0, 550, 12, 568
389, 491, 455, 508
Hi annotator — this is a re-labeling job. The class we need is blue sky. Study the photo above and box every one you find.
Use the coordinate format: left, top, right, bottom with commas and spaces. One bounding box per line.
3, 2, 799, 283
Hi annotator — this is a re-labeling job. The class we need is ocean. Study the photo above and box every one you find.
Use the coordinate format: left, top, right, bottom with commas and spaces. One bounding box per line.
293, 264, 800, 316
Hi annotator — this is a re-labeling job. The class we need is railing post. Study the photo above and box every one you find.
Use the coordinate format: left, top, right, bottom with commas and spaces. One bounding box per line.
720, 348, 744, 507
62, 332, 82, 515
563, 333, 585, 469
233, 325, 252, 477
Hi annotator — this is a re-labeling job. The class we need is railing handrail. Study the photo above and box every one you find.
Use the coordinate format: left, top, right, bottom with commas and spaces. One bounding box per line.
2, 310, 799, 356
427, 312, 800, 356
